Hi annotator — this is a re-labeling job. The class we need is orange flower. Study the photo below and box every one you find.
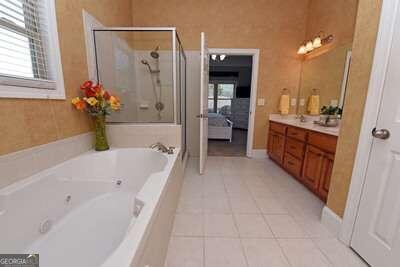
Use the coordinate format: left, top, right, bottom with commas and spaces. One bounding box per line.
71, 97, 86, 110
75, 100, 86, 110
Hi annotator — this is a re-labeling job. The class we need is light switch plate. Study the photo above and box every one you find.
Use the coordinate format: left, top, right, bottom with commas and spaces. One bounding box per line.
299, 98, 305, 106
291, 98, 297, 106
257, 98, 265, 106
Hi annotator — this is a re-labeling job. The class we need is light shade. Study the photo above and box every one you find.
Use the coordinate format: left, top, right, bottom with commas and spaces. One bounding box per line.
220, 54, 226, 61
305, 41, 314, 52
297, 45, 307, 55
313, 36, 322, 48
211, 54, 217, 60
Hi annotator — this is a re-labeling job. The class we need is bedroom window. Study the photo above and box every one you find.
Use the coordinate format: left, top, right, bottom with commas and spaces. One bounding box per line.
0, 0, 65, 99
208, 82, 235, 114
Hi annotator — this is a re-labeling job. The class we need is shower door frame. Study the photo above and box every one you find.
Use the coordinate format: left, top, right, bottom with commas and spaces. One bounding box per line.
92, 27, 182, 125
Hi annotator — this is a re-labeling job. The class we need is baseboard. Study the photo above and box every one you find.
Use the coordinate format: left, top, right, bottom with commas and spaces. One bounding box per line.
250, 149, 267, 159
321, 206, 343, 237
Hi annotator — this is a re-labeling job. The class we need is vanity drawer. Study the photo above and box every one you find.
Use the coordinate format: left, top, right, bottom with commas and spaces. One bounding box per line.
308, 132, 337, 153
284, 153, 302, 178
286, 137, 305, 159
287, 127, 307, 142
270, 121, 287, 135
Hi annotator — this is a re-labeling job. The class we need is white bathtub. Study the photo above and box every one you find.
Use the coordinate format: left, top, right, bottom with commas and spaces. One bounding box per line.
0, 148, 181, 267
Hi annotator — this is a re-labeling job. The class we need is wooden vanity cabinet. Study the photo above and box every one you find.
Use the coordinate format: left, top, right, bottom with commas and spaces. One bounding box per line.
302, 145, 325, 192
318, 152, 335, 201
267, 122, 287, 165
267, 121, 337, 202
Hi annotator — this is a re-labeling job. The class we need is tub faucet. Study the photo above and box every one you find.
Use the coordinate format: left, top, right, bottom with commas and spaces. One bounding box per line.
150, 142, 174, 154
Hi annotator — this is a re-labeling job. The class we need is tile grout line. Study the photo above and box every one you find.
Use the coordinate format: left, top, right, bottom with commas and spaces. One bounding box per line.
309, 238, 336, 266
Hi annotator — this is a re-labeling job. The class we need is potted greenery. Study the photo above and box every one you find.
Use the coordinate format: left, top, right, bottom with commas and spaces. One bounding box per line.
319, 105, 342, 127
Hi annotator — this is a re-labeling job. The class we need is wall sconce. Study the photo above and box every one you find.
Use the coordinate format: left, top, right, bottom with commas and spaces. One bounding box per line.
297, 32, 334, 55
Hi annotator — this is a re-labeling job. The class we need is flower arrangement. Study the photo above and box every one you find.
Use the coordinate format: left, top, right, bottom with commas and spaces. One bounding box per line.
71, 80, 121, 151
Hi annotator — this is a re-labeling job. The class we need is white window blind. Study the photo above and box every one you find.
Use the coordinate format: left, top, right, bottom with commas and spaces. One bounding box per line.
0, 0, 56, 90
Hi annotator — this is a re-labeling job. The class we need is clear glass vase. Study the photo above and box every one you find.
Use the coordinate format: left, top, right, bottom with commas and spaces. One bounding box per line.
94, 114, 109, 151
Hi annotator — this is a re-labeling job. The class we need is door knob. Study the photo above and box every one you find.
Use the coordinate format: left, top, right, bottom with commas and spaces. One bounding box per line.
372, 128, 390, 140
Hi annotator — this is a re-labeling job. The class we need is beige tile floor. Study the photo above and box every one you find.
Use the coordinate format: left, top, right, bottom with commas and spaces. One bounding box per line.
165, 157, 368, 267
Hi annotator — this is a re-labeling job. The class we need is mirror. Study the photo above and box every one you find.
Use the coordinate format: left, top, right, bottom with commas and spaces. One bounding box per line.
297, 43, 352, 115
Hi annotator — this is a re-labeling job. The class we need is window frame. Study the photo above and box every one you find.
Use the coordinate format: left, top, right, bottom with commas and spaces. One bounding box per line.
208, 80, 236, 113
0, 0, 65, 99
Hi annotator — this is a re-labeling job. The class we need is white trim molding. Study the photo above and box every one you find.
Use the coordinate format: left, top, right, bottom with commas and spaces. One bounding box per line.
0, 0, 65, 100
82, 10, 104, 82
339, 0, 398, 245
322, 206, 343, 238
250, 149, 267, 159
208, 48, 260, 158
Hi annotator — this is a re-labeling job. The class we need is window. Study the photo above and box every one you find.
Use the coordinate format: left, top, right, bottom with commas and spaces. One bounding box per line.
208, 82, 235, 114
0, 0, 65, 99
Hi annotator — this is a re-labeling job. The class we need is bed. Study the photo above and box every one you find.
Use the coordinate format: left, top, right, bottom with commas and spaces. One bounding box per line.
208, 113, 233, 142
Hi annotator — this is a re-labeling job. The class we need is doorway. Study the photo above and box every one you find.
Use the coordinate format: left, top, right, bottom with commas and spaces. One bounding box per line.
206, 49, 259, 157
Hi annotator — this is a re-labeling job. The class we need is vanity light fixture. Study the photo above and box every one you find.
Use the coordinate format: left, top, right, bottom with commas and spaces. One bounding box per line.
211, 54, 227, 61
297, 45, 307, 54
312, 36, 322, 48
297, 32, 334, 55
305, 41, 314, 52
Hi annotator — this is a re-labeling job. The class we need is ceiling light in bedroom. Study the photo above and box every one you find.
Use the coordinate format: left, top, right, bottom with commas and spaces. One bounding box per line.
220, 54, 226, 61
211, 54, 217, 60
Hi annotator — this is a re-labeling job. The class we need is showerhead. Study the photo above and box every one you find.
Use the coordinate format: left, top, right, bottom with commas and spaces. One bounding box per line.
150, 46, 160, 59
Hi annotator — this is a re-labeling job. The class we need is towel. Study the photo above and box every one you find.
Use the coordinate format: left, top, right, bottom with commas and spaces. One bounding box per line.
308, 95, 320, 115
279, 94, 290, 115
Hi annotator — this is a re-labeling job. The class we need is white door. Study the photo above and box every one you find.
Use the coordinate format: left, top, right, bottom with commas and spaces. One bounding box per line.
199, 32, 209, 174
351, 3, 400, 266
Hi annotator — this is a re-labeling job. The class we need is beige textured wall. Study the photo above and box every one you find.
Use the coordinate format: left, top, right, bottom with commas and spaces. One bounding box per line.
327, 0, 383, 217
0, 0, 132, 156
131, 0, 310, 149
298, 0, 358, 114
305, 0, 359, 49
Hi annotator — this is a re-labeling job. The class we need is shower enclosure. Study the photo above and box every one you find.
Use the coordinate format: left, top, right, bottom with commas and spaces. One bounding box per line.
93, 28, 187, 153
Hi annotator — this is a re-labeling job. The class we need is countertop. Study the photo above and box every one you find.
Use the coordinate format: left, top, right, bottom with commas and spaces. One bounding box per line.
269, 114, 340, 136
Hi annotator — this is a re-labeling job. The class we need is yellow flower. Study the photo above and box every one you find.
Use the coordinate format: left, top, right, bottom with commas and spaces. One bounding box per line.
109, 95, 121, 110
71, 97, 81, 105
85, 97, 98, 106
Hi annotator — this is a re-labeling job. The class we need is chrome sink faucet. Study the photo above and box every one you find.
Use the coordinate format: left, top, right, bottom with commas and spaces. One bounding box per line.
150, 142, 174, 154
298, 114, 307, 122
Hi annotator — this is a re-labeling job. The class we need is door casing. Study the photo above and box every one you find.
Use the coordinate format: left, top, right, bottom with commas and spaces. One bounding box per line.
208, 48, 260, 158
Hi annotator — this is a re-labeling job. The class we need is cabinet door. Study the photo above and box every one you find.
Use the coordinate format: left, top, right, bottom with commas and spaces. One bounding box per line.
302, 145, 324, 191
268, 130, 285, 164
318, 152, 334, 201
